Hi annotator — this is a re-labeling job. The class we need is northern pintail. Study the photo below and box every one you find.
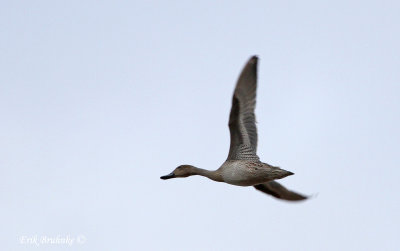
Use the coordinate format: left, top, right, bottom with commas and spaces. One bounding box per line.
161, 56, 307, 201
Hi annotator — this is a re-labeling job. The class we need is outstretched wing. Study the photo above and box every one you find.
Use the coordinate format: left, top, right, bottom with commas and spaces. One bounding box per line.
254, 181, 308, 201
227, 56, 259, 161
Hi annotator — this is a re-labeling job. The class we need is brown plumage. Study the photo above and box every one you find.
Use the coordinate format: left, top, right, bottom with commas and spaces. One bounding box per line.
161, 56, 308, 202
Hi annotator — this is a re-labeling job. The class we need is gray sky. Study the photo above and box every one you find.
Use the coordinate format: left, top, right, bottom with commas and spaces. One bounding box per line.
1, 1, 399, 250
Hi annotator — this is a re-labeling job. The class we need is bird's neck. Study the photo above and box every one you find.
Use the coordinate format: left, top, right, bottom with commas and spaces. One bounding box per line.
192, 167, 223, 182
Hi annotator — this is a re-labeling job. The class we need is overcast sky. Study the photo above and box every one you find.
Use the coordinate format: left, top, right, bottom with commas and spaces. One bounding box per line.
1, 1, 399, 250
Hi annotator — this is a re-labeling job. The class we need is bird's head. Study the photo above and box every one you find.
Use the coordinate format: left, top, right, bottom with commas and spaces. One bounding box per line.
160, 165, 195, 180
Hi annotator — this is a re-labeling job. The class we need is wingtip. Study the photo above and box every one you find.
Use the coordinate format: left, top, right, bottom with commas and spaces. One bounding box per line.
249, 55, 258, 63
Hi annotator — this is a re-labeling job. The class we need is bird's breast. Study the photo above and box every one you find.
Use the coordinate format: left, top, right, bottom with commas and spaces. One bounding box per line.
219, 161, 271, 186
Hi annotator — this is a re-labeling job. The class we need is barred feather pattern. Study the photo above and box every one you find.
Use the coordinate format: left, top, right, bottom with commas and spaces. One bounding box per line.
227, 56, 260, 161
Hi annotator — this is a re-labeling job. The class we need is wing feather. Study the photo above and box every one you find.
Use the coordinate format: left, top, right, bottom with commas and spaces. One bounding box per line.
227, 56, 259, 160
254, 181, 308, 201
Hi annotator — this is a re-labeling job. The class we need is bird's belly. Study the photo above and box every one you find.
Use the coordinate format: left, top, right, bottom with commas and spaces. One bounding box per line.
221, 165, 270, 186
